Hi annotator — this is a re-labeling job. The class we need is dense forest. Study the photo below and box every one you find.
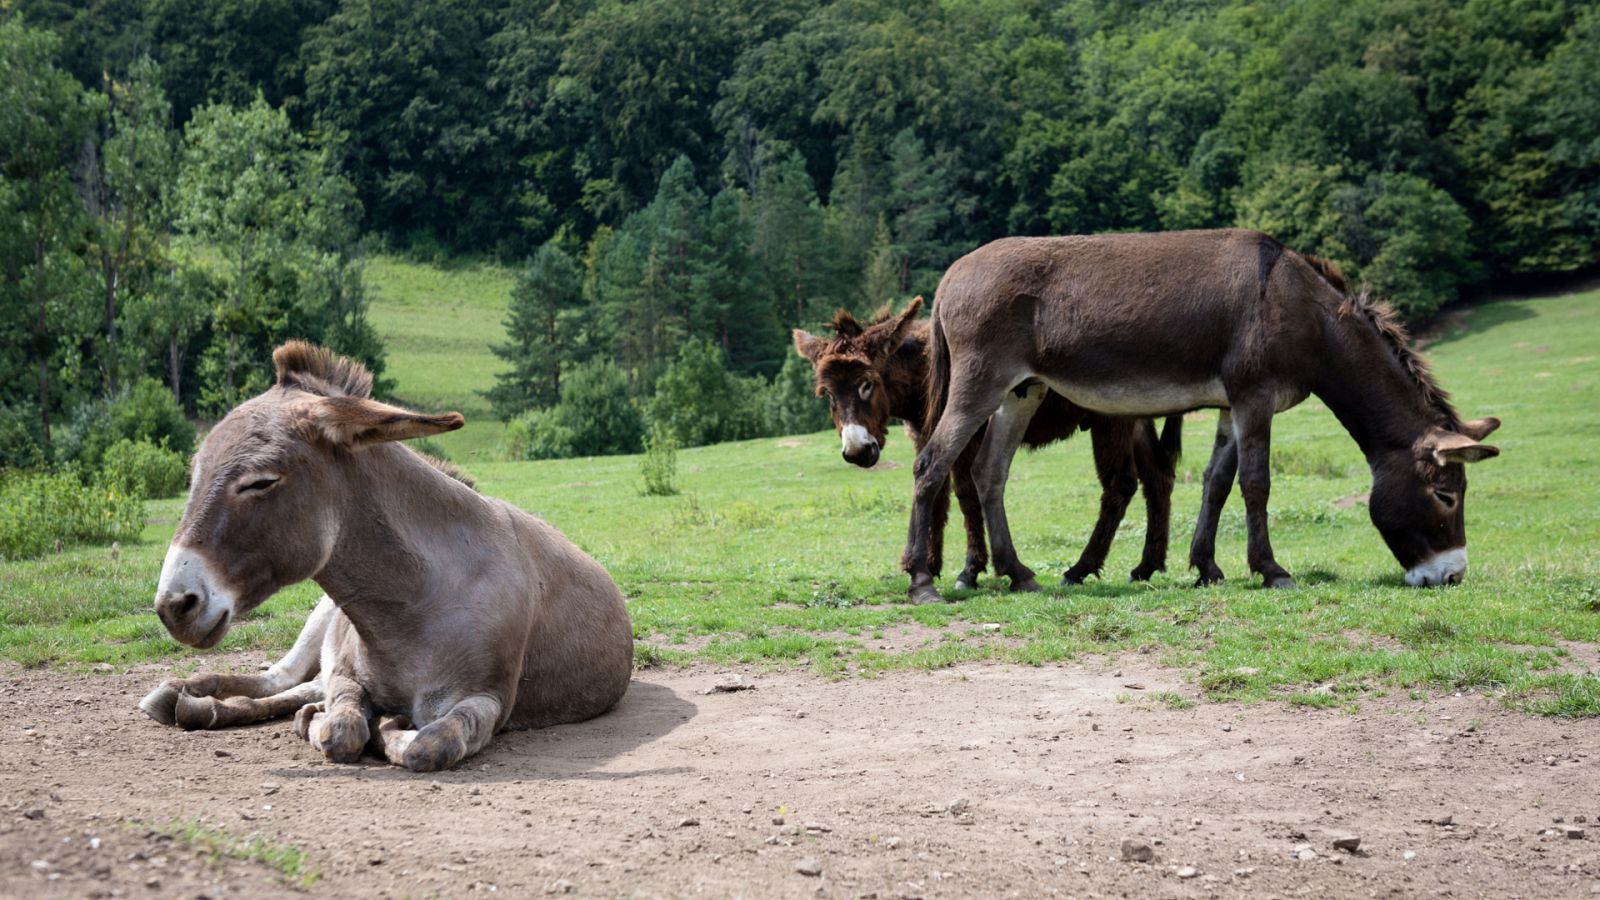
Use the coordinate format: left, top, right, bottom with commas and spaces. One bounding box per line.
2, 0, 1596, 478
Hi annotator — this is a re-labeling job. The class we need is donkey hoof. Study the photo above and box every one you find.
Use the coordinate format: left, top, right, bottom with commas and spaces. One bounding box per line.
953, 575, 978, 591
401, 732, 465, 773
1010, 577, 1042, 593
1128, 565, 1160, 583
1193, 566, 1226, 587
293, 702, 325, 740
1264, 575, 1297, 590
174, 692, 221, 731
908, 584, 945, 605
313, 714, 370, 764
138, 682, 181, 726
1061, 567, 1092, 586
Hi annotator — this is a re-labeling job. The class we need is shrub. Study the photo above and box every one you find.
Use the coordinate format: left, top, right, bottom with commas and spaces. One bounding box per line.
501, 359, 644, 460
0, 469, 145, 561
639, 423, 679, 496
648, 340, 765, 447
100, 439, 188, 499
763, 352, 831, 436
56, 378, 195, 469
0, 403, 47, 471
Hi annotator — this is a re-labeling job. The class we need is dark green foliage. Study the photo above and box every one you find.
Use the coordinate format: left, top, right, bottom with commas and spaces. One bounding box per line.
486, 241, 585, 418
761, 352, 831, 437
98, 438, 187, 499
54, 377, 195, 471
648, 339, 765, 448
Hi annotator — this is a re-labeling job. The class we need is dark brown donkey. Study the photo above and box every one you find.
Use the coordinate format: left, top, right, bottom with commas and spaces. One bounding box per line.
138, 342, 633, 771
902, 229, 1500, 604
794, 297, 1182, 591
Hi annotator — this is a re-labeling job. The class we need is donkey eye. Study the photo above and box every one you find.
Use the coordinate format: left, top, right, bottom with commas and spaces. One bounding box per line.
238, 476, 280, 495
858, 382, 873, 400
1432, 489, 1458, 508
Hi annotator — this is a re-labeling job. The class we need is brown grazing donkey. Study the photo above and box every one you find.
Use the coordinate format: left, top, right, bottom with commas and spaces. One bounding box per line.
139, 342, 633, 771
795, 297, 1182, 591
902, 229, 1500, 604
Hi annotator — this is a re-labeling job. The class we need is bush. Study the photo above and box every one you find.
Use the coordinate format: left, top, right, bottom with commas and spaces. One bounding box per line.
0, 469, 145, 561
56, 378, 195, 469
0, 403, 47, 471
762, 352, 831, 436
648, 340, 765, 448
100, 439, 189, 499
639, 423, 679, 496
501, 359, 644, 460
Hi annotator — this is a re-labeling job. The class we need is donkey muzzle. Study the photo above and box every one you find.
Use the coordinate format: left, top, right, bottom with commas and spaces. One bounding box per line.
1403, 547, 1467, 587
154, 544, 235, 647
841, 424, 880, 468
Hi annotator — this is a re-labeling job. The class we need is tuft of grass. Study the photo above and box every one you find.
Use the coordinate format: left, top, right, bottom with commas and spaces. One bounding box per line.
153, 819, 318, 889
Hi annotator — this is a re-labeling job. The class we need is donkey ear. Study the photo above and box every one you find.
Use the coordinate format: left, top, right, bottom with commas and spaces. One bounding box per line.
305, 396, 464, 448
864, 296, 924, 361
1458, 417, 1501, 441
1420, 428, 1499, 466
793, 329, 827, 363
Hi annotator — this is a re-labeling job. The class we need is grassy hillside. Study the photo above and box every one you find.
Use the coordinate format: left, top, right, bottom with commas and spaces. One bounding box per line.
364, 255, 515, 459
4, 288, 1596, 715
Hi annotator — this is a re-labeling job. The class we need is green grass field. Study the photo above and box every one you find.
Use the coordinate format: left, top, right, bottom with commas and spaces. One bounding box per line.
364, 255, 516, 459
3, 287, 1596, 717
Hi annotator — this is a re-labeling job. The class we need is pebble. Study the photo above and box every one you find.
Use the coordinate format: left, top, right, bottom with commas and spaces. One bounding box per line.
1331, 834, 1361, 852
1566, 828, 1586, 840
213, 749, 232, 758
260, 783, 281, 796
947, 799, 970, 816
23, 808, 45, 820
677, 817, 700, 828
1434, 814, 1453, 826
1403, 851, 1417, 861
796, 857, 823, 877
1119, 840, 1155, 863
545, 878, 575, 894
1292, 844, 1317, 861
1176, 866, 1198, 878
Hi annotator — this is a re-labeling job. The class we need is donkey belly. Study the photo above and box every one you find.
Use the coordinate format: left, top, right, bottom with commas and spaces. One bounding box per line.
1038, 375, 1229, 417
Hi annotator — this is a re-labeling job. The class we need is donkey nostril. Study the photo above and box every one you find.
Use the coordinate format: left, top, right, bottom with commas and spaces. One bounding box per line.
177, 592, 201, 618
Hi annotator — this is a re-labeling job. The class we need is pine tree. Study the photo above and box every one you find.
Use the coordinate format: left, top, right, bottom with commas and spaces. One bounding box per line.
485, 241, 583, 418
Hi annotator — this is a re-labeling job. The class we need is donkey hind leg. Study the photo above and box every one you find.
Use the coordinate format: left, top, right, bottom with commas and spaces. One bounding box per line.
140, 594, 335, 726
971, 382, 1047, 592
1062, 421, 1139, 585
951, 436, 989, 591
1188, 412, 1238, 586
1128, 416, 1179, 582
374, 695, 503, 773
904, 375, 1016, 604
1230, 399, 1294, 589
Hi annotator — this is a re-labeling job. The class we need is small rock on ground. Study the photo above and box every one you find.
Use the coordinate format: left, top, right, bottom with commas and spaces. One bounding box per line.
796, 857, 823, 877
1120, 840, 1155, 863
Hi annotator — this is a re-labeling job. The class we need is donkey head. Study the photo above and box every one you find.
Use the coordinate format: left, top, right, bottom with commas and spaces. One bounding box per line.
1368, 416, 1500, 587
153, 342, 462, 648
793, 297, 923, 467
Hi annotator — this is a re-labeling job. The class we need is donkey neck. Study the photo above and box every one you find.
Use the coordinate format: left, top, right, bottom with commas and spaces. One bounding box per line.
884, 326, 933, 425
1311, 310, 1448, 459
312, 446, 486, 643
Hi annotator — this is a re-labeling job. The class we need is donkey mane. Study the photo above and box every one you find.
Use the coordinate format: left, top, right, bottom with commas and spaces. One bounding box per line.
273, 341, 375, 399
417, 452, 478, 490
1339, 289, 1458, 429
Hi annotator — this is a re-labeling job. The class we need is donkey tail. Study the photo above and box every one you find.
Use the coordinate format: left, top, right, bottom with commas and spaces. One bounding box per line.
1157, 414, 1183, 467
922, 309, 951, 437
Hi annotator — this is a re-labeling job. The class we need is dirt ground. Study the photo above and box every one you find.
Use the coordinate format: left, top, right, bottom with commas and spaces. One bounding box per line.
3, 654, 1598, 899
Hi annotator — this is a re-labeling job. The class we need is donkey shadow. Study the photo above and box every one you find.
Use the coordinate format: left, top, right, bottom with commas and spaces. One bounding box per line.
267, 680, 697, 783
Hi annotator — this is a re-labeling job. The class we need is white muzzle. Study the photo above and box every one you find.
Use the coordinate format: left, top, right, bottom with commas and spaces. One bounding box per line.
1404, 547, 1467, 587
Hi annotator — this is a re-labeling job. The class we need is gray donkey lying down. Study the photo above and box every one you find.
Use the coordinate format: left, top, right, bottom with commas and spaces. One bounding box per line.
139, 342, 633, 772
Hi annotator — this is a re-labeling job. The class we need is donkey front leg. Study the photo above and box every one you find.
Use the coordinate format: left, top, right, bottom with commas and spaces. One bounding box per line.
1229, 400, 1294, 589
140, 595, 334, 726
374, 695, 503, 773
1188, 412, 1238, 586
294, 670, 373, 764
972, 382, 1046, 592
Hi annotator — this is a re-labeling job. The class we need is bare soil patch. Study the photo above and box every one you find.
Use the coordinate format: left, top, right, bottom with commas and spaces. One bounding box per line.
3, 657, 1597, 898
